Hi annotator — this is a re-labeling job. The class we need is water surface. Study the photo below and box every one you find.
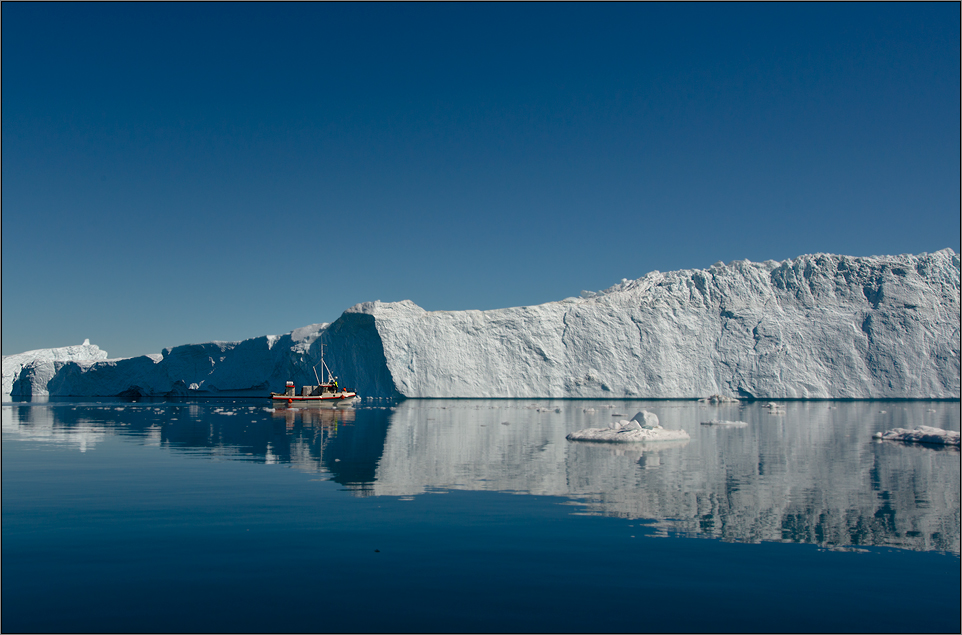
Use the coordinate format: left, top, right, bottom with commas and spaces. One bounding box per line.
3, 399, 959, 632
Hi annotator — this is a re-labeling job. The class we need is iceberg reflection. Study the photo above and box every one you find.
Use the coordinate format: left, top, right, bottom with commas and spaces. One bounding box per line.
3, 398, 958, 553
372, 400, 960, 554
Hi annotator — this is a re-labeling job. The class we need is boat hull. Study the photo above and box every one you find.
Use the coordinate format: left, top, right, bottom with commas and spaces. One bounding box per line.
271, 393, 358, 408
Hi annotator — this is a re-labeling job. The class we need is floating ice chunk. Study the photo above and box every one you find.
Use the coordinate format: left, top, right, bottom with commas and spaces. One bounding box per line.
698, 394, 740, 404
701, 419, 748, 427
872, 426, 960, 446
630, 410, 660, 428
567, 411, 689, 443
567, 423, 690, 443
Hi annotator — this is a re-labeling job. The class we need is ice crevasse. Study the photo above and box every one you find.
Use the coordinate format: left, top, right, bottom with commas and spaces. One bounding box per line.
3, 249, 960, 400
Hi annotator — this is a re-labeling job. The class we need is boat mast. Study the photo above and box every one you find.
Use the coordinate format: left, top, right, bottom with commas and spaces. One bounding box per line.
318, 342, 333, 384
313, 345, 322, 385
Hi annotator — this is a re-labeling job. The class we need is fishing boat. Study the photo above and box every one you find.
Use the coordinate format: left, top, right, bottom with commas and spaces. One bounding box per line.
271, 345, 358, 407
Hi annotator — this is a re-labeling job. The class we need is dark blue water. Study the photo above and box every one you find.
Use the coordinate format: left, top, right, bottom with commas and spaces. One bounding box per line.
3, 399, 959, 633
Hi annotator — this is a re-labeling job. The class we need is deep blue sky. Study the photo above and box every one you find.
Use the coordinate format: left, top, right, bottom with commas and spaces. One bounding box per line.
3, 3, 959, 358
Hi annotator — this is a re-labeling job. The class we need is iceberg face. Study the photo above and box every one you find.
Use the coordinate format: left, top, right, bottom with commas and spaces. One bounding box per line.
3, 314, 400, 401
3, 249, 960, 399
4, 326, 326, 400
2, 340, 108, 398
362, 249, 960, 399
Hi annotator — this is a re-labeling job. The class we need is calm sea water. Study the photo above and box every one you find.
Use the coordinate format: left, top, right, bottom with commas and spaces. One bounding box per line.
2, 398, 959, 633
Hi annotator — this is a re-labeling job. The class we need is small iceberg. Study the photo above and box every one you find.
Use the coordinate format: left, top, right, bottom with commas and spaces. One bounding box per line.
566, 411, 690, 443
698, 394, 739, 404
700, 419, 748, 427
872, 426, 960, 447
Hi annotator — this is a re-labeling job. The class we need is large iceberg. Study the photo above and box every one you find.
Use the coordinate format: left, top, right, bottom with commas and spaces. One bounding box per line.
3, 249, 960, 400
2, 339, 108, 397
3, 320, 397, 401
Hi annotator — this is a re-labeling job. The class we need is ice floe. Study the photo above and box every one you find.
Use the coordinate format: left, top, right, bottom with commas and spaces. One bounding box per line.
699, 394, 740, 404
872, 426, 960, 446
566, 411, 690, 443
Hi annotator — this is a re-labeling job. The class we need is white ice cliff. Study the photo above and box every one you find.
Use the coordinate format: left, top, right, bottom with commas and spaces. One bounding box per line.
3, 249, 960, 400
2, 339, 108, 397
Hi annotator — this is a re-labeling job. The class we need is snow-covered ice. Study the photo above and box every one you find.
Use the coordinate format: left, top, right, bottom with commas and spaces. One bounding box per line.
567, 411, 691, 443
872, 426, 960, 446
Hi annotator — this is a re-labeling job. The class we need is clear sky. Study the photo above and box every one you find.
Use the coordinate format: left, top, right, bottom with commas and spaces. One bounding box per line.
3, 3, 959, 359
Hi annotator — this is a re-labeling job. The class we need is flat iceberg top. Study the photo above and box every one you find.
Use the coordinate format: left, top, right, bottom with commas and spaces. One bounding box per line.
873, 426, 960, 446
567, 410, 691, 443
2, 339, 107, 365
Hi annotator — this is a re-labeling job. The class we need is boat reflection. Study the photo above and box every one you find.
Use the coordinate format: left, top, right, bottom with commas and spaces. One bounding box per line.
271, 404, 356, 428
